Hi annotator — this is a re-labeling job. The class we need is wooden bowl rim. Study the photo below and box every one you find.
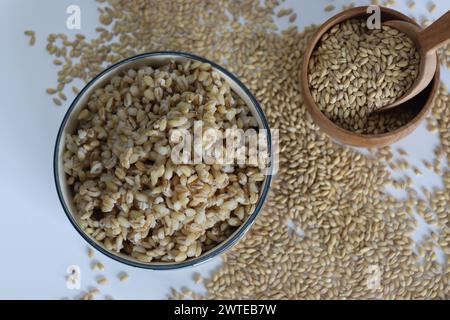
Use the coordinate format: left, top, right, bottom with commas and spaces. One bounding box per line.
300, 6, 440, 148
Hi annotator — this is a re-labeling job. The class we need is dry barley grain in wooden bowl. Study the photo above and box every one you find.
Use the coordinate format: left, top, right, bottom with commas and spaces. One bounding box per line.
308, 18, 420, 134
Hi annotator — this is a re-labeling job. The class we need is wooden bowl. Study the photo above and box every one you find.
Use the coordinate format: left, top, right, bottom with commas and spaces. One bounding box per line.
301, 6, 440, 148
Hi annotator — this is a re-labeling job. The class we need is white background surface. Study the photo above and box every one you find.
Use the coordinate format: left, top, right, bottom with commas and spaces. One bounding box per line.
0, 0, 449, 299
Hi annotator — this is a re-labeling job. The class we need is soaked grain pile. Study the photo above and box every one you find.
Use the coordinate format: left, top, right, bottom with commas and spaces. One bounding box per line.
43, 0, 448, 299
63, 60, 266, 263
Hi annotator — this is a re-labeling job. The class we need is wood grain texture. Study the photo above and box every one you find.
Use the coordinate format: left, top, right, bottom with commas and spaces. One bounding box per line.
419, 10, 450, 53
380, 11, 450, 111
379, 20, 437, 111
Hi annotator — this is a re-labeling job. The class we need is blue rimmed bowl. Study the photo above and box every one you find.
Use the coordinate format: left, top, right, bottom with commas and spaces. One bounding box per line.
54, 51, 273, 270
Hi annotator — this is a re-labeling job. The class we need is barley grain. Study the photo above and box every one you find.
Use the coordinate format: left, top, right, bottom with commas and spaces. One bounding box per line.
58, 91, 67, 101
407, 0, 416, 9
342, 3, 355, 10
39, 0, 449, 300
119, 272, 129, 282
324, 4, 335, 12
53, 98, 62, 106
92, 262, 104, 272
277, 8, 293, 18
72, 86, 80, 95
97, 277, 108, 286
24, 30, 36, 46
194, 273, 203, 284
308, 19, 420, 133
412, 166, 422, 176
289, 13, 297, 23
428, 2, 437, 13
422, 160, 433, 170
397, 148, 408, 156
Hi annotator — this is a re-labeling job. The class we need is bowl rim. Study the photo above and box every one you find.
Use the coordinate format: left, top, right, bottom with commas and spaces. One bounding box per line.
300, 6, 440, 148
53, 51, 273, 270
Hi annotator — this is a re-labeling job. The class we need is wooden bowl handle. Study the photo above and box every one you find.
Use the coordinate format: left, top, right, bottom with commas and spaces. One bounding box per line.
418, 10, 450, 53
